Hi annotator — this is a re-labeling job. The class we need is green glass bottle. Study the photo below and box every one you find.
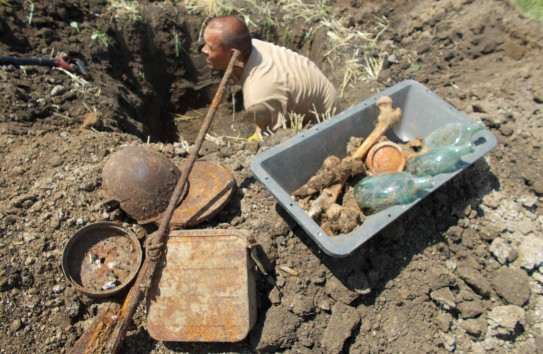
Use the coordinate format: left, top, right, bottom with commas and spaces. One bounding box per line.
406, 144, 475, 177
423, 120, 485, 150
354, 172, 434, 211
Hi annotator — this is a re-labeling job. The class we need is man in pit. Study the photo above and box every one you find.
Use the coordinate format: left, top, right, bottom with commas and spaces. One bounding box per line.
201, 15, 340, 141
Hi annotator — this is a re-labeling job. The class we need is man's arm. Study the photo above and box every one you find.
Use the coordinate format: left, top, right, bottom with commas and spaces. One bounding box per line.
246, 99, 286, 141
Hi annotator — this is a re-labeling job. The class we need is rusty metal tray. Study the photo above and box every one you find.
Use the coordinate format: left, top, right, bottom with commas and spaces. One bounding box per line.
146, 229, 257, 342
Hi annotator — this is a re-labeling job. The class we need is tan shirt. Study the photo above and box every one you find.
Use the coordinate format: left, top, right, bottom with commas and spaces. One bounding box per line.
240, 39, 339, 131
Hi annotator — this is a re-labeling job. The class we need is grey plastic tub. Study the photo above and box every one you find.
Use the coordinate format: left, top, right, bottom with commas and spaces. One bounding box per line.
250, 80, 497, 257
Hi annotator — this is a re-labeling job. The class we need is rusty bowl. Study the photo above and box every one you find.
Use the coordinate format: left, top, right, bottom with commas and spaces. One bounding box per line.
62, 222, 143, 297
365, 141, 406, 175
102, 145, 181, 223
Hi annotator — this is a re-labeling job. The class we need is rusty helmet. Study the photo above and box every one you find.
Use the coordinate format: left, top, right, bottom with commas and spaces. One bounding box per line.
102, 145, 181, 223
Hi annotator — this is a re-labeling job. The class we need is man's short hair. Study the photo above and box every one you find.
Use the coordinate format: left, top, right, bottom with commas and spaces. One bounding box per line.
208, 15, 253, 56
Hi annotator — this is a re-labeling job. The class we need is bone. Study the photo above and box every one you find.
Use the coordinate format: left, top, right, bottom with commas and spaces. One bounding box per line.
352, 96, 402, 160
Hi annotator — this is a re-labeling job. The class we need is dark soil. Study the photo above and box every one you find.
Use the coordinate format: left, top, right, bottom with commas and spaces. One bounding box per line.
1, 0, 542, 353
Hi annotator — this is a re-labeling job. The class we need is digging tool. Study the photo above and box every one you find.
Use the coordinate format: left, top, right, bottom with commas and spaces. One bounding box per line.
0, 54, 90, 79
306, 96, 402, 220
69, 49, 240, 354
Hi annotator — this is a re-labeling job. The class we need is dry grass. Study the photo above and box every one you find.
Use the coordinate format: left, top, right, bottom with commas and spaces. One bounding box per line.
108, 0, 142, 21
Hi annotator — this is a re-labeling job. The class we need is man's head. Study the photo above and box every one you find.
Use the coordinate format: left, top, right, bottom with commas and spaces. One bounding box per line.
202, 15, 252, 70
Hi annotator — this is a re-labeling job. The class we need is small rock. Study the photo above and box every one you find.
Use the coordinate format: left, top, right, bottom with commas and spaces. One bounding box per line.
52, 284, 65, 294
11, 166, 26, 176
483, 191, 502, 209
430, 287, 456, 310
492, 267, 531, 306
321, 302, 360, 353
435, 312, 452, 332
516, 234, 543, 270
23, 233, 38, 242
457, 299, 484, 319
268, 287, 281, 304
10, 194, 38, 208
24, 257, 37, 266
426, 266, 456, 291
65, 300, 81, 318
50, 156, 63, 167
519, 195, 538, 209
252, 305, 299, 352
325, 276, 359, 304
285, 293, 314, 317
9, 319, 22, 332
50, 85, 66, 96
532, 272, 543, 285
457, 266, 491, 298
531, 181, 543, 195
442, 333, 456, 352
489, 238, 517, 264
459, 318, 486, 337
487, 305, 525, 339
499, 124, 514, 137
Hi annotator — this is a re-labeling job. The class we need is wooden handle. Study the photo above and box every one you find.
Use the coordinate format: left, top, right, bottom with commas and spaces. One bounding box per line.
70, 50, 242, 354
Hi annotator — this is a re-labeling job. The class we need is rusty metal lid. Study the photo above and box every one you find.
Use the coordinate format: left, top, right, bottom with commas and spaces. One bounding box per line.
146, 229, 257, 342
62, 222, 143, 297
160, 161, 236, 228
102, 145, 182, 223
366, 141, 406, 175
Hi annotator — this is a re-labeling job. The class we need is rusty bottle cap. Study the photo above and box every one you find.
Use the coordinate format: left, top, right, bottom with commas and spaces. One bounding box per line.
365, 141, 406, 175
102, 145, 181, 223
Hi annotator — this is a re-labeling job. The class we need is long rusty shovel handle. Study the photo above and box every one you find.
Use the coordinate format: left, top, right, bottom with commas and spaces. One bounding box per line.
103, 49, 241, 354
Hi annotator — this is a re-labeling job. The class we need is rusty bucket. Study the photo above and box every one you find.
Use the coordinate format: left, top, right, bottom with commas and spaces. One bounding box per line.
62, 222, 143, 297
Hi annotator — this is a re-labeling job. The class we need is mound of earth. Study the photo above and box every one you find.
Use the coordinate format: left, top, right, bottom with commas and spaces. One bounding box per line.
1, 0, 542, 353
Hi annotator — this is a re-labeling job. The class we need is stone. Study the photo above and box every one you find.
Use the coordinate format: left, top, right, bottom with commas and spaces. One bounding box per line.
435, 312, 452, 332
442, 333, 456, 352
459, 318, 486, 337
252, 305, 299, 352
325, 276, 359, 304
430, 287, 456, 310
10, 194, 38, 209
487, 305, 525, 339
456, 266, 491, 298
268, 287, 281, 305
284, 293, 315, 317
499, 123, 514, 137
321, 302, 360, 353
516, 234, 543, 270
50, 156, 63, 167
482, 190, 502, 209
531, 181, 543, 195
426, 266, 456, 291
50, 85, 66, 96
492, 267, 531, 306
9, 319, 22, 332
489, 238, 517, 264
457, 300, 484, 319
52, 284, 65, 294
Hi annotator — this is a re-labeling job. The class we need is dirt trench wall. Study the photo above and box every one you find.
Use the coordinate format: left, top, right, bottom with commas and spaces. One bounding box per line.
1, 1, 215, 141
